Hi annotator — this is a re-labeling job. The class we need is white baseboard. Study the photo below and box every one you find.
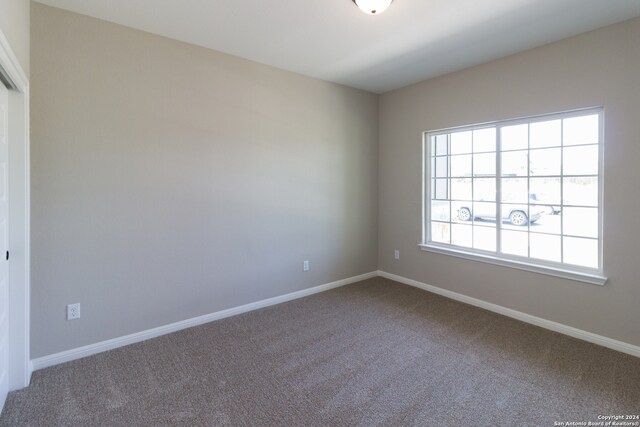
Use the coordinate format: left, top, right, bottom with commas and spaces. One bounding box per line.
31, 269, 639, 371
31, 271, 378, 371
377, 270, 640, 358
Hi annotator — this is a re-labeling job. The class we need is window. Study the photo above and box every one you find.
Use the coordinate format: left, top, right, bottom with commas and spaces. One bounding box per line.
422, 108, 606, 285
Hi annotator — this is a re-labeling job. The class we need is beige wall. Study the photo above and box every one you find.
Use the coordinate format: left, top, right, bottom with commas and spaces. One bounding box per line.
0, 0, 29, 76
379, 17, 640, 347
31, 4, 378, 358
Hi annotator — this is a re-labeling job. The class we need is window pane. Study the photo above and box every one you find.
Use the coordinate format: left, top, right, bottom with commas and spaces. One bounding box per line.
501, 204, 530, 230
451, 154, 472, 177
433, 179, 448, 200
474, 226, 496, 251
431, 201, 450, 221
563, 114, 598, 146
473, 128, 496, 153
450, 131, 472, 154
530, 206, 559, 234
563, 177, 598, 207
501, 230, 528, 257
530, 119, 561, 148
473, 153, 496, 177
435, 134, 448, 156
501, 150, 528, 177
563, 145, 598, 175
451, 224, 472, 247
473, 202, 496, 225
451, 178, 472, 200
435, 156, 448, 178
453, 203, 473, 223
502, 178, 528, 203
530, 233, 561, 262
563, 207, 598, 238
431, 222, 450, 244
563, 237, 598, 268
529, 177, 561, 205
473, 178, 495, 201
501, 124, 528, 151
530, 148, 561, 176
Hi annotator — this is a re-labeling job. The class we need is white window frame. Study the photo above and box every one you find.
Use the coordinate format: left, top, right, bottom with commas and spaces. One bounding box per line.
420, 107, 607, 286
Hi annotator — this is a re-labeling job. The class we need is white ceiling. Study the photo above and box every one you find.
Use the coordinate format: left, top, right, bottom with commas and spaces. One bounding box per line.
35, 0, 640, 93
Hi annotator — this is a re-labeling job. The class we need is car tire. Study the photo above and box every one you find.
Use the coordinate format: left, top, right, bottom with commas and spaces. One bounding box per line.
509, 210, 528, 226
458, 207, 472, 221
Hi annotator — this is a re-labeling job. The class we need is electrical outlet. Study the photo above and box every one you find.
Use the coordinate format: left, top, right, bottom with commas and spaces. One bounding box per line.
394, 250, 400, 260
67, 303, 81, 320
303, 260, 310, 272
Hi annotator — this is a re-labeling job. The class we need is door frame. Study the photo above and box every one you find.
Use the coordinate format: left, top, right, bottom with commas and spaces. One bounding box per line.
0, 28, 31, 391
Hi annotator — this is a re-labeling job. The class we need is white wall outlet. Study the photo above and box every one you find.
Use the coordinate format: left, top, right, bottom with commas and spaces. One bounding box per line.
394, 250, 400, 260
303, 260, 310, 272
67, 303, 81, 320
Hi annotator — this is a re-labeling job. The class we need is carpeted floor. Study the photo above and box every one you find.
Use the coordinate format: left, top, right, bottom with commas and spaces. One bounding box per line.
1, 277, 639, 426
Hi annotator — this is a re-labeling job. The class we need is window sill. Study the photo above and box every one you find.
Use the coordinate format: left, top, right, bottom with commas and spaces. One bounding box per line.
418, 244, 607, 286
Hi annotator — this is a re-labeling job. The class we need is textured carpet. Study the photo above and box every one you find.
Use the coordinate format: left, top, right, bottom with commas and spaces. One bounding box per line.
1, 277, 639, 426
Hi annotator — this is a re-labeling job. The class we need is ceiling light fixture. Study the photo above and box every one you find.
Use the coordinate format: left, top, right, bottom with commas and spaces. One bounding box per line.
352, 0, 393, 15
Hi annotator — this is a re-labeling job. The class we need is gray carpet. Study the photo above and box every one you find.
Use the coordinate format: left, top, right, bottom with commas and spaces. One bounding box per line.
1, 277, 639, 426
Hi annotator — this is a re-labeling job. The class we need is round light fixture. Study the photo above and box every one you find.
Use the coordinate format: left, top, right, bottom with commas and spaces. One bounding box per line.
352, 0, 393, 15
